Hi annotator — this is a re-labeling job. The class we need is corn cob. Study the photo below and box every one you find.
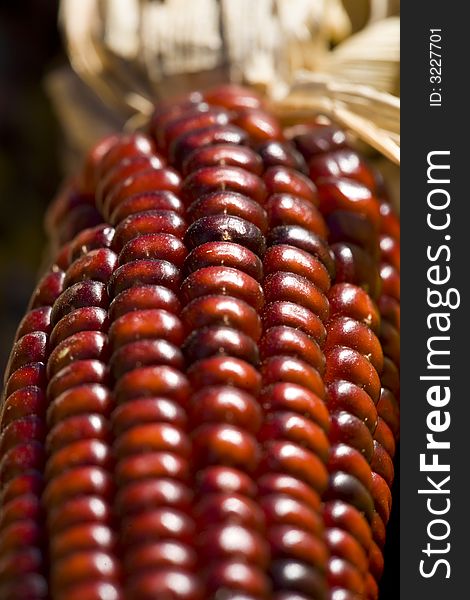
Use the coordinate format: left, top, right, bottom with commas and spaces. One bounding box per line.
0, 84, 399, 600
299, 135, 400, 600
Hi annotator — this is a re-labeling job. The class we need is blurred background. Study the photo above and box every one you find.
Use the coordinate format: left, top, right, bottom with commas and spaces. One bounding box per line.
0, 3, 398, 598
0, 1, 62, 370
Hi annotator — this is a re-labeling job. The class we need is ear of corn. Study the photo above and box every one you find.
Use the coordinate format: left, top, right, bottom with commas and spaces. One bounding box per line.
1, 84, 399, 600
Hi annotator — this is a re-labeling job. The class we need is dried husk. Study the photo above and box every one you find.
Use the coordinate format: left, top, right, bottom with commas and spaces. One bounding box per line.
52, 0, 400, 208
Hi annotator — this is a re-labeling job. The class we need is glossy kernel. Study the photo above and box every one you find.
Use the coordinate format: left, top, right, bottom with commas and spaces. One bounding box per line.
263, 272, 329, 322
259, 326, 325, 373
118, 233, 187, 268
183, 242, 263, 282
188, 357, 261, 395
190, 386, 262, 433
170, 125, 248, 167
184, 215, 266, 257
183, 326, 259, 366
262, 302, 326, 345
108, 285, 180, 321
105, 168, 182, 218
258, 141, 307, 173
186, 191, 268, 233
64, 248, 117, 288
109, 191, 184, 225
108, 309, 184, 349
266, 194, 327, 238
108, 260, 182, 296
183, 144, 263, 177
267, 225, 335, 277
50, 307, 108, 348
264, 167, 317, 204
180, 266, 264, 311
182, 165, 266, 206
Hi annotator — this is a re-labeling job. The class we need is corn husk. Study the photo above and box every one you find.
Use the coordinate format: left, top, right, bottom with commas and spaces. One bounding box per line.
53, 0, 400, 213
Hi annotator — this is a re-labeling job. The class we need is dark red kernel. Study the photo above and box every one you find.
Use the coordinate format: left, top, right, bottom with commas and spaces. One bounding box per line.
114, 366, 190, 405
329, 412, 374, 463
327, 211, 379, 259
15, 307, 51, 340
47, 360, 108, 401
317, 178, 380, 230
259, 326, 325, 373
1, 387, 46, 430
263, 272, 329, 322
263, 245, 330, 293
269, 559, 327, 598
332, 243, 381, 299
190, 386, 262, 434
28, 270, 65, 310
261, 356, 325, 399
114, 423, 189, 459
109, 285, 181, 320
50, 307, 108, 348
258, 141, 307, 173
181, 295, 262, 342
46, 331, 108, 378
187, 356, 261, 394
328, 283, 380, 334
118, 233, 187, 268
98, 133, 158, 176
262, 302, 326, 345
233, 108, 283, 142
308, 149, 376, 191
266, 194, 327, 238
4, 363, 46, 399
180, 266, 264, 311
259, 383, 330, 433
63, 248, 118, 287
293, 125, 348, 158
105, 168, 182, 218
108, 259, 182, 296
170, 125, 248, 167
204, 85, 263, 110
184, 215, 266, 257
192, 424, 260, 472
110, 339, 184, 379
68, 224, 115, 263
187, 190, 268, 232
109, 191, 184, 225
197, 466, 257, 498
259, 412, 329, 461
4, 332, 47, 381
183, 144, 263, 177
112, 398, 187, 435
327, 381, 377, 434
45, 439, 111, 480
50, 281, 109, 326
325, 316, 383, 373
108, 309, 184, 349
267, 225, 335, 277
96, 154, 165, 207
115, 479, 192, 516
46, 384, 113, 426
182, 165, 267, 206
325, 472, 375, 523
183, 241, 263, 281
46, 414, 109, 454
112, 210, 186, 252
324, 346, 381, 403
264, 166, 318, 204
183, 326, 259, 365
162, 107, 231, 150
